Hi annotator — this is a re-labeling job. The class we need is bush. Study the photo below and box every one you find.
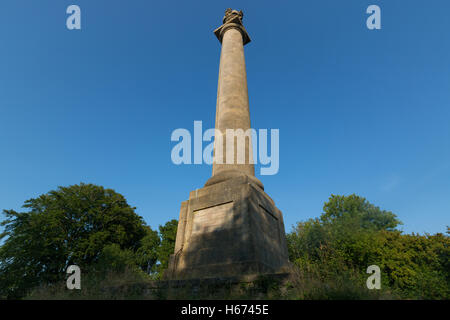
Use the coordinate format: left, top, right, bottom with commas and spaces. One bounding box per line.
287, 194, 449, 299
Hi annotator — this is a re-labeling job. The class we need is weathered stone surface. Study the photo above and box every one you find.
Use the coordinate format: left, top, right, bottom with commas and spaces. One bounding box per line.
167, 176, 289, 279
191, 202, 234, 236
214, 9, 251, 45
210, 9, 255, 181
167, 9, 290, 280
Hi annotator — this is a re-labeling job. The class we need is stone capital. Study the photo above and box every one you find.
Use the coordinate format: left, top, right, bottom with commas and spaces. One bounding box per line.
214, 9, 251, 45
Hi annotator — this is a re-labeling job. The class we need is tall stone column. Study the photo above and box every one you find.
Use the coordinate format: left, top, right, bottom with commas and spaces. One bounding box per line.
206, 9, 263, 189
167, 9, 289, 281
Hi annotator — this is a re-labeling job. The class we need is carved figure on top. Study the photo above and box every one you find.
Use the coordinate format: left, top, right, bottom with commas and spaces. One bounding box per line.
214, 8, 250, 45
223, 8, 244, 24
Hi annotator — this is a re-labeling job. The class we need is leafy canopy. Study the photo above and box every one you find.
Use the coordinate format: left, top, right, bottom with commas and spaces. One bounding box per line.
287, 194, 449, 299
321, 194, 401, 231
0, 183, 150, 298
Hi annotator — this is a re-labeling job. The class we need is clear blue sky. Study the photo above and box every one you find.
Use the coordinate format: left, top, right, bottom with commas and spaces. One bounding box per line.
0, 1, 449, 235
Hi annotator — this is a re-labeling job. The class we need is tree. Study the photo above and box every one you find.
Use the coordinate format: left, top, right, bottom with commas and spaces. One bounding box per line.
0, 183, 149, 298
321, 194, 401, 231
156, 219, 178, 276
287, 194, 449, 299
288, 194, 401, 269
135, 227, 160, 274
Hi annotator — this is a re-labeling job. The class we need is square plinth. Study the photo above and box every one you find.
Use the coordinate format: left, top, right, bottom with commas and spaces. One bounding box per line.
166, 175, 290, 280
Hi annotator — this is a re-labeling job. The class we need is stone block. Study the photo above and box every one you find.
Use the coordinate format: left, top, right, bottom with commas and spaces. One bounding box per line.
166, 175, 289, 280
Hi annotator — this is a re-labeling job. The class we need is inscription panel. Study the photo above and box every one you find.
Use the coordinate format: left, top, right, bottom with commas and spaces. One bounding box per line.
192, 201, 234, 236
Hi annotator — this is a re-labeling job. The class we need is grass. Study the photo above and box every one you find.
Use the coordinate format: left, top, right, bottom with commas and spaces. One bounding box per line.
25, 265, 398, 300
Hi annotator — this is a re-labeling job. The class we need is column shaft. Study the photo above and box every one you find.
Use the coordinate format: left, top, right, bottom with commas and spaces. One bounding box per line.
212, 27, 255, 177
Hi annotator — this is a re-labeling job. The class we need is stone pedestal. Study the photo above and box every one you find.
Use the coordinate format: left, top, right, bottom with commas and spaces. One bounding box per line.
167, 175, 289, 279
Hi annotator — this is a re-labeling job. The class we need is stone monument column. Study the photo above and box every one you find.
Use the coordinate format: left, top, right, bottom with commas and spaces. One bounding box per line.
167, 9, 289, 281
206, 9, 263, 189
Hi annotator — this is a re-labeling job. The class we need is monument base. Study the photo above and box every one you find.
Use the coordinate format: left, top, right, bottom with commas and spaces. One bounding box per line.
166, 174, 290, 280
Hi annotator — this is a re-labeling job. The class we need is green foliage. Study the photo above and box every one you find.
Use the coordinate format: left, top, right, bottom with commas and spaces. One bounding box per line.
26, 266, 152, 300
155, 219, 178, 276
321, 194, 401, 231
2, 186, 448, 300
374, 231, 449, 299
287, 194, 449, 299
0, 183, 155, 298
135, 228, 161, 274
96, 244, 140, 274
